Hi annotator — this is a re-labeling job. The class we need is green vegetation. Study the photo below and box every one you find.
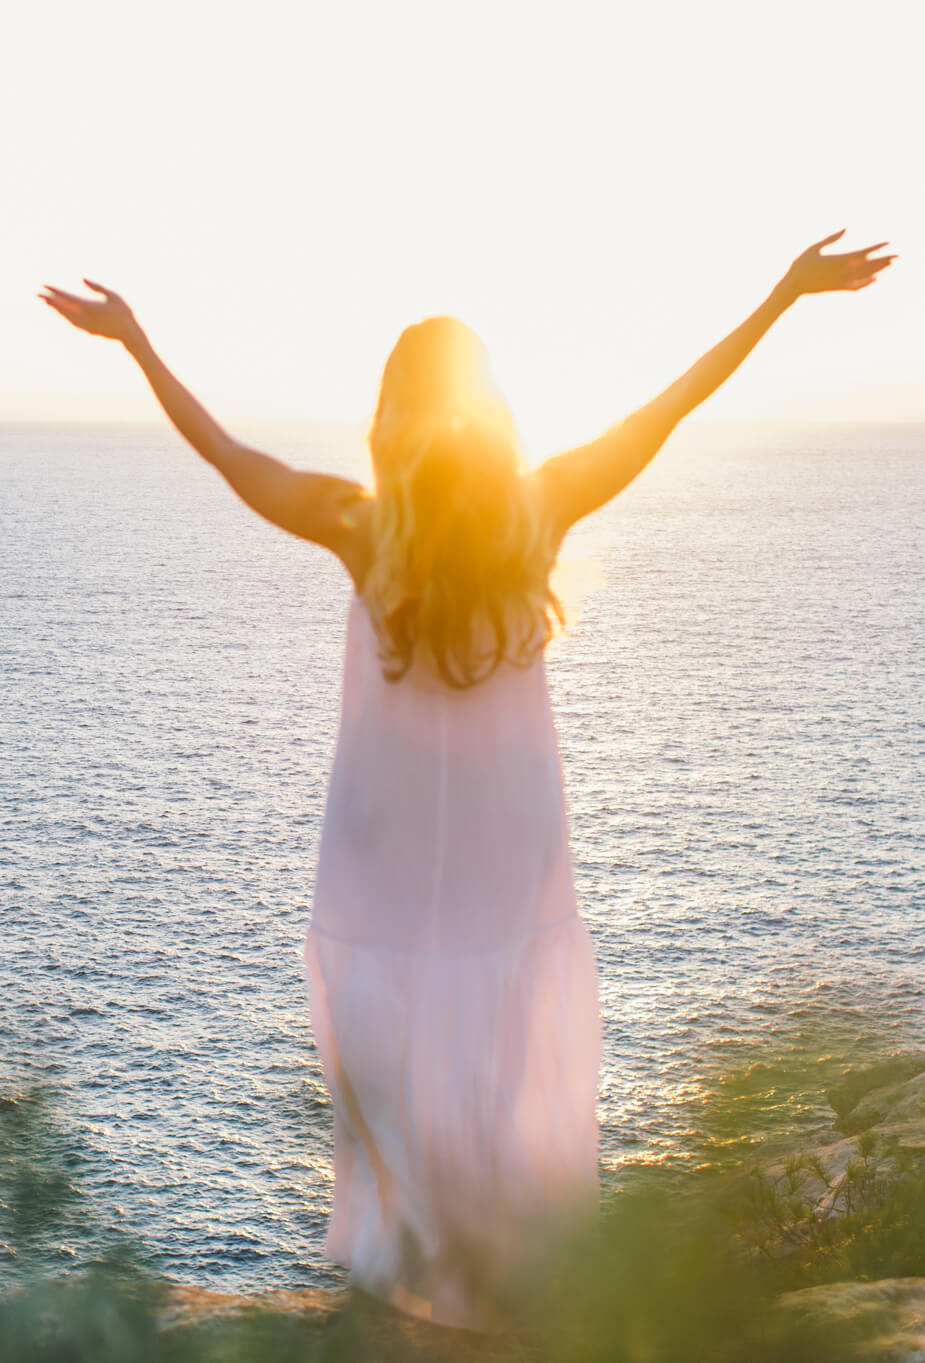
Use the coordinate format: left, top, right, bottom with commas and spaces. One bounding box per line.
2, 1045, 924, 1363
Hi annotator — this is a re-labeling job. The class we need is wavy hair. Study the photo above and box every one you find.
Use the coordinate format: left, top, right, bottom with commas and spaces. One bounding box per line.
363, 316, 563, 689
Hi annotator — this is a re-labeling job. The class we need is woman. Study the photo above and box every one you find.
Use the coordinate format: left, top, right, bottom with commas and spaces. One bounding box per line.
40, 230, 894, 1329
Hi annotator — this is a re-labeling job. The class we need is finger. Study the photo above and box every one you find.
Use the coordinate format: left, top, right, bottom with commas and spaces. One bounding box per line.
52, 298, 86, 319
42, 291, 84, 313
42, 285, 89, 306
38, 291, 70, 310
83, 278, 114, 298
39, 295, 82, 320
842, 245, 890, 262
850, 258, 896, 284
812, 228, 846, 251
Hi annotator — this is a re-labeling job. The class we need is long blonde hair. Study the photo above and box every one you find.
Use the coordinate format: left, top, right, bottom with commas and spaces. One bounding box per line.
363, 316, 563, 689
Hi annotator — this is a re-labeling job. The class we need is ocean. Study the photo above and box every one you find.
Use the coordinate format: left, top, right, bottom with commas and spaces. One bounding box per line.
1, 420, 922, 1290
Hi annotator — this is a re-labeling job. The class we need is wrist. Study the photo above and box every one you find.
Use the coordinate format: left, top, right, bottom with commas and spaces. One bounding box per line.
123, 322, 151, 360
771, 275, 800, 310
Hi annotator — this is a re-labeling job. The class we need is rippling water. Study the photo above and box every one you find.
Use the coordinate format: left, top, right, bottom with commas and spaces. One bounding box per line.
2, 420, 922, 1289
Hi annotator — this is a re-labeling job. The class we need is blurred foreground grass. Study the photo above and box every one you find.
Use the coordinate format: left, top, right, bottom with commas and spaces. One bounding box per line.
2, 1035, 924, 1363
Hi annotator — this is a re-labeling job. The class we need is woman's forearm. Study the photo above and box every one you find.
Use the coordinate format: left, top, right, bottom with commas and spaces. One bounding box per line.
124, 327, 232, 464
661, 277, 798, 422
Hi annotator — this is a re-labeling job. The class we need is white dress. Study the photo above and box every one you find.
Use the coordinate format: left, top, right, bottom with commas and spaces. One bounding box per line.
303, 594, 601, 1329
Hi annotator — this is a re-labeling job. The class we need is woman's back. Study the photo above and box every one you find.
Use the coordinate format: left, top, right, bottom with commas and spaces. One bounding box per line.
311, 593, 577, 957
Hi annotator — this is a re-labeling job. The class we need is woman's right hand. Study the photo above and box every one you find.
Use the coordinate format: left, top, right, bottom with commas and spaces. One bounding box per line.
782, 230, 896, 298
38, 280, 144, 348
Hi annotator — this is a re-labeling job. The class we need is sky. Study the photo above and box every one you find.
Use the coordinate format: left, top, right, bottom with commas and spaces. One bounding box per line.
5, 0, 923, 456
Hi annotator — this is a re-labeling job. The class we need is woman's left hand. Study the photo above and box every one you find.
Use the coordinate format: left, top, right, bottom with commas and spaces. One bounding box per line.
38, 280, 143, 346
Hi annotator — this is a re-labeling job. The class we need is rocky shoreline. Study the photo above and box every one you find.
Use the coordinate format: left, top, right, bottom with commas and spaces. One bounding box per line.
3, 1052, 924, 1361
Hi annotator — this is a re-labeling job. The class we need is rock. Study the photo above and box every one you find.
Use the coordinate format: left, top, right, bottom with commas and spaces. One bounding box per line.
153, 1280, 350, 1331
837, 1072, 925, 1137
828, 1055, 925, 1130
155, 1280, 531, 1360
776, 1277, 925, 1362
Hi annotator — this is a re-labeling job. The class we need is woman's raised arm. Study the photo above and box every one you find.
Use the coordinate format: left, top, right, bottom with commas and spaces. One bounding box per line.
530, 231, 896, 540
38, 281, 371, 583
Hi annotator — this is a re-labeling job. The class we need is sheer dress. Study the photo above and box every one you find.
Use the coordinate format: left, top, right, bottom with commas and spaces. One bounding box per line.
303, 593, 601, 1329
